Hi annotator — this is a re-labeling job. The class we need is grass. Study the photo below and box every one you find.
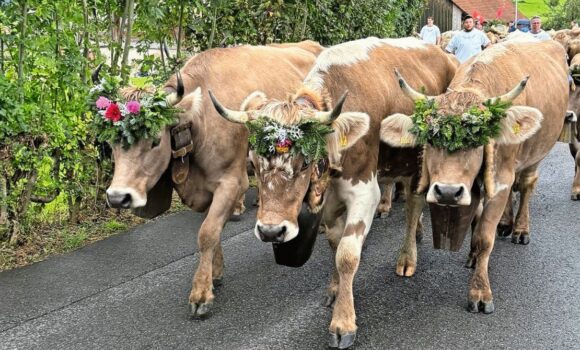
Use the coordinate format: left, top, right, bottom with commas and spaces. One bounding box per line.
516, 0, 551, 18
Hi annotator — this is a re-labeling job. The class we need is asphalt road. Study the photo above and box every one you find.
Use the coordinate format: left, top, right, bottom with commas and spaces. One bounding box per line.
1, 143, 579, 350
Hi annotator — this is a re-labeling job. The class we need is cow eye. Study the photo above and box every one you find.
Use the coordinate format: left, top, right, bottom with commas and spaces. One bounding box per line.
151, 138, 161, 149
300, 161, 310, 172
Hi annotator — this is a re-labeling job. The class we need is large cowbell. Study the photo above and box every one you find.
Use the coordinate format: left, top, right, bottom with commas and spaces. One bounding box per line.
429, 183, 481, 251
272, 203, 324, 268
132, 168, 173, 219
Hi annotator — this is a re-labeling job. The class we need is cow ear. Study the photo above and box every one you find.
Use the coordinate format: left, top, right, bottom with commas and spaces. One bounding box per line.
240, 91, 267, 111
495, 106, 543, 145
328, 112, 370, 151
380, 113, 417, 147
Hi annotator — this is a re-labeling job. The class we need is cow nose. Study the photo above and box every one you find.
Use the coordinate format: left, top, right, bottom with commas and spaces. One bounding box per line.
107, 192, 132, 209
565, 111, 577, 122
256, 224, 287, 242
433, 184, 465, 205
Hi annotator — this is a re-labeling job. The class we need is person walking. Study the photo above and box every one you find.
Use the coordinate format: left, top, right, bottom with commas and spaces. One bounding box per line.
445, 15, 490, 64
420, 16, 441, 45
529, 16, 551, 40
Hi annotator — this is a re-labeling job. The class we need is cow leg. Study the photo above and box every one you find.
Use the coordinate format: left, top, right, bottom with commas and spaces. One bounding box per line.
212, 243, 224, 286
189, 182, 242, 317
466, 200, 484, 268
321, 186, 346, 308
376, 178, 394, 218
328, 177, 380, 349
232, 191, 246, 216
395, 178, 425, 277
496, 189, 514, 237
468, 177, 513, 314
512, 170, 538, 245
572, 142, 580, 200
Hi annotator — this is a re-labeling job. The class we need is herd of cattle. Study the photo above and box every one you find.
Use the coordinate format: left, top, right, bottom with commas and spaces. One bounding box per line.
103, 32, 579, 349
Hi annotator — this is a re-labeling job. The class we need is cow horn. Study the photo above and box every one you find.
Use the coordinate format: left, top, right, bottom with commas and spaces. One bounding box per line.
208, 90, 251, 124
394, 69, 434, 102
91, 63, 103, 85
313, 91, 348, 124
166, 71, 185, 106
488, 76, 529, 104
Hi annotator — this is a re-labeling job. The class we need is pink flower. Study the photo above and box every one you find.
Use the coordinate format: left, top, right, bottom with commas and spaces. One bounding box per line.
105, 103, 122, 122
126, 100, 141, 114
95, 96, 111, 110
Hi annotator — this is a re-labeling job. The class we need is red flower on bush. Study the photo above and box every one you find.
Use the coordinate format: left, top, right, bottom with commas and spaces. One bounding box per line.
105, 103, 122, 122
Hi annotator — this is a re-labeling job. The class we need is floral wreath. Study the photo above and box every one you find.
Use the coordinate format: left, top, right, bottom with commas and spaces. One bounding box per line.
89, 75, 179, 147
409, 98, 511, 152
246, 118, 334, 163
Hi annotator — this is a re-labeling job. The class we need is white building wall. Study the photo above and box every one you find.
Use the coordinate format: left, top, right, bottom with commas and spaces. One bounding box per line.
452, 5, 463, 31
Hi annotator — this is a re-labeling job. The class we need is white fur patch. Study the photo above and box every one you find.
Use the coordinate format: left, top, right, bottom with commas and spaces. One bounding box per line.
304, 37, 427, 91
473, 44, 508, 65
334, 174, 380, 239
188, 87, 203, 118
106, 187, 147, 208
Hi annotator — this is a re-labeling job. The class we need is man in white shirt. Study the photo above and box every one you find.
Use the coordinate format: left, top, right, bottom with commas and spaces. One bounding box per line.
420, 16, 441, 45
446, 15, 491, 64
529, 16, 551, 41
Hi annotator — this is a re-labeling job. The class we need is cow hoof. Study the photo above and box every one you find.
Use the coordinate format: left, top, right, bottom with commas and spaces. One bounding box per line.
467, 300, 494, 314
496, 223, 513, 237
213, 277, 223, 288
465, 256, 476, 268
322, 293, 336, 308
416, 231, 423, 243
190, 301, 213, 318
511, 232, 530, 245
328, 331, 356, 349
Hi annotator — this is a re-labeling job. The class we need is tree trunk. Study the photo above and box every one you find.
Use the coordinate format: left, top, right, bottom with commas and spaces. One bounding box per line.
81, 0, 89, 84
17, 0, 28, 102
176, 0, 185, 60
68, 195, 82, 225
120, 0, 135, 82
1, 38, 4, 74
208, 3, 218, 49
0, 175, 7, 226
112, 0, 128, 75
159, 37, 167, 76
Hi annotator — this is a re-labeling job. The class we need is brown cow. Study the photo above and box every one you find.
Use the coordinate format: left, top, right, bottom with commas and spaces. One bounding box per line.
381, 40, 568, 313
105, 41, 323, 317
566, 54, 580, 199
208, 37, 457, 349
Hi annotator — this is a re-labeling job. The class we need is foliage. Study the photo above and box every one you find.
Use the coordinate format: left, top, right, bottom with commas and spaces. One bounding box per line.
543, 0, 580, 30
0, 0, 428, 264
246, 118, 334, 163
409, 99, 511, 152
89, 75, 179, 147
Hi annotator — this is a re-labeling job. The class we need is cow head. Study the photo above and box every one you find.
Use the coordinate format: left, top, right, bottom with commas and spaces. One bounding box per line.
209, 88, 369, 243
104, 72, 199, 210
567, 54, 580, 126
381, 70, 543, 206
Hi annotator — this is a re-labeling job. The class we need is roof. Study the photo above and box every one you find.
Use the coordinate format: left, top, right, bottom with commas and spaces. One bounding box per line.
451, 0, 526, 23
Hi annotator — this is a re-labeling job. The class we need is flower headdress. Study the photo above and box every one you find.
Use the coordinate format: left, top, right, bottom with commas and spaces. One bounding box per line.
89, 65, 183, 147
409, 98, 511, 152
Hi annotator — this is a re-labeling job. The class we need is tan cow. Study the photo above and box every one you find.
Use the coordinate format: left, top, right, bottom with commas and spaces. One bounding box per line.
381, 40, 568, 313
566, 54, 580, 200
104, 41, 323, 317
208, 37, 457, 349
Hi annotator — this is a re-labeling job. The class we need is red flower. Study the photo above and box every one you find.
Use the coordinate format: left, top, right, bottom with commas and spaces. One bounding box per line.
105, 103, 122, 122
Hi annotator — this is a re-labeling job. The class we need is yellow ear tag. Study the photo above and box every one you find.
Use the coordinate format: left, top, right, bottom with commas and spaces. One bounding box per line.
512, 122, 521, 135
339, 133, 348, 147
400, 135, 412, 145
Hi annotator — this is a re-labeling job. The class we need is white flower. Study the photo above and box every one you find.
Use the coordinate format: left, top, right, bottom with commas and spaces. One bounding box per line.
89, 85, 104, 94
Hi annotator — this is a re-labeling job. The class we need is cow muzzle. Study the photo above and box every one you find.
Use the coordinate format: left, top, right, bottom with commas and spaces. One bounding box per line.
106, 188, 147, 209
255, 220, 298, 243
427, 182, 471, 206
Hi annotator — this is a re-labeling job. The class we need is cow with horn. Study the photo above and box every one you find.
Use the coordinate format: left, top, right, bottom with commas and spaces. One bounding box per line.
96, 41, 323, 317
381, 40, 568, 313
209, 37, 458, 349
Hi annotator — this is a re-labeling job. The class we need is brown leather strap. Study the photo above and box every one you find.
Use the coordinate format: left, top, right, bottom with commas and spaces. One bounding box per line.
170, 122, 193, 184
171, 122, 194, 159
